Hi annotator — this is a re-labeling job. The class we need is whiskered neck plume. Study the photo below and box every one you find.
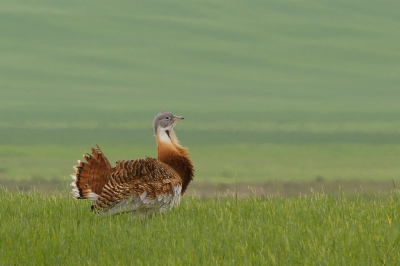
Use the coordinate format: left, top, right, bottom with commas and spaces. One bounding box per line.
156, 128, 186, 162
155, 128, 194, 195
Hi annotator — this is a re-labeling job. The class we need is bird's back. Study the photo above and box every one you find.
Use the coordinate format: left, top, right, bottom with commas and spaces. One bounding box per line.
94, 157, 183, 216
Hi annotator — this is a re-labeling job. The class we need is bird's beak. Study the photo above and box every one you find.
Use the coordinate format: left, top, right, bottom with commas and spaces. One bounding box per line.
173, 115, 184, 121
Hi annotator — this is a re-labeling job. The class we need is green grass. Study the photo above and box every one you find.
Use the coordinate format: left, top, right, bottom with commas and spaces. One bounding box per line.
2, 188, 400, 265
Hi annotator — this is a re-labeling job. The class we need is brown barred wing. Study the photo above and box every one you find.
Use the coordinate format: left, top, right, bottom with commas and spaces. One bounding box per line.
93, 157, 183, 217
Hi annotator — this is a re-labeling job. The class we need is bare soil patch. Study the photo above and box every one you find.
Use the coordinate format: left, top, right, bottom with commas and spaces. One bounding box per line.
187, 179, 399, 197
1, 178, 398, 197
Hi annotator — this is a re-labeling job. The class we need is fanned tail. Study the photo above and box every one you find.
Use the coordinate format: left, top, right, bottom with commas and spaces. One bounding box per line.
71, 144, 113, 202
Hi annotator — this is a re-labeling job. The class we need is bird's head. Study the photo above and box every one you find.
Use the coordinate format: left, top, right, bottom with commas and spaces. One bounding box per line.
153, 111, 184, 138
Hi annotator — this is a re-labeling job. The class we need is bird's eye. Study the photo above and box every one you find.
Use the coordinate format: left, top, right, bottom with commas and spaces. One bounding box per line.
165, 116, 170, 120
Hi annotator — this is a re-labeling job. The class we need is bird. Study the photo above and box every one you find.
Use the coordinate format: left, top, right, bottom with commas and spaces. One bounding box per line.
70, 111, 194, 217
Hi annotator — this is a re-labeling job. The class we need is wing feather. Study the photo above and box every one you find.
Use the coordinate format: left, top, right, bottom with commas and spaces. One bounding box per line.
93, 157, 182, 216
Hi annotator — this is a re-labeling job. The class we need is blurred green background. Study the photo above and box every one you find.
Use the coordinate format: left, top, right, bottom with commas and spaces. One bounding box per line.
0, 0, 399, 188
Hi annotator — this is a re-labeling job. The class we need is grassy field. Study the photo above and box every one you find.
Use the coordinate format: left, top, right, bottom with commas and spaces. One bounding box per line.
1, 144, 400, 184
0, 0, 399, 187
1, 1, 400, 265
1, 188, 400, 265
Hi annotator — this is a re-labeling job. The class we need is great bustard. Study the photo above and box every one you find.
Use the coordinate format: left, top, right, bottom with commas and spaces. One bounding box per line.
71, 111, 194, 217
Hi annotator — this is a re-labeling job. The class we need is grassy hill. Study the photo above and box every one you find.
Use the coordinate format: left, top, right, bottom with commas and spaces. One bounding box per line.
0, 0, 399, 184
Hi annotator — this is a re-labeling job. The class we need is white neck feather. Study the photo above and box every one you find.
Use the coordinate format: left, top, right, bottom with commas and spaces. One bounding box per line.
157, 127, 173, 145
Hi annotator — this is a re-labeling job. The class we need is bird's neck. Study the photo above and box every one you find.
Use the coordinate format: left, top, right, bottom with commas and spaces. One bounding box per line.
156, 129, 194, 194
